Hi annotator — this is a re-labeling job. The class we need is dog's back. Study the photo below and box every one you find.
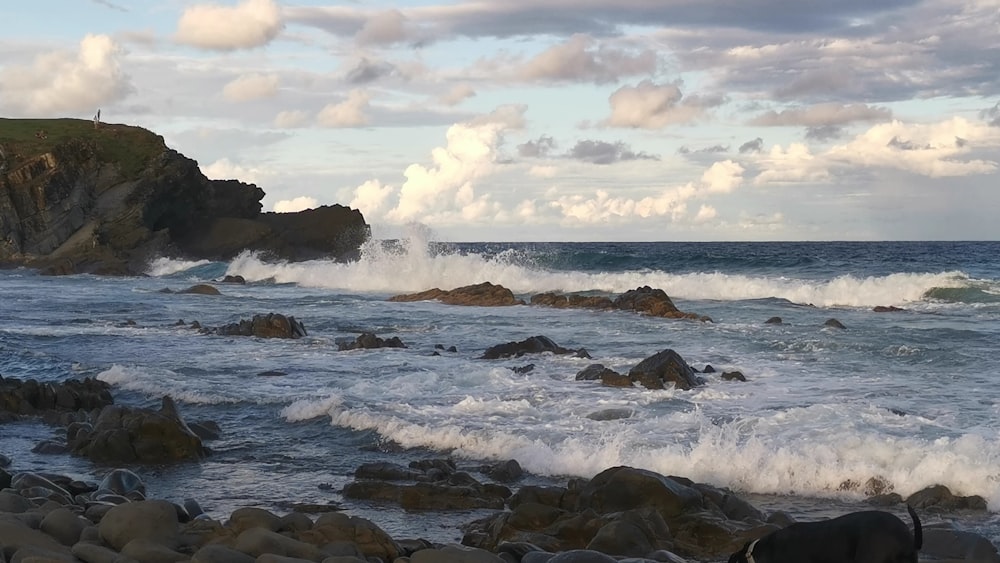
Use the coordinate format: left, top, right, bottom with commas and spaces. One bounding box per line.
729, 506, 922, 563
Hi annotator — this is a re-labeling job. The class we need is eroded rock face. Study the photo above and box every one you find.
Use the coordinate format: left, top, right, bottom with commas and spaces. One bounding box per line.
389, 282, 525, 307
70, 396, 208, 463
0, 120, 369, 275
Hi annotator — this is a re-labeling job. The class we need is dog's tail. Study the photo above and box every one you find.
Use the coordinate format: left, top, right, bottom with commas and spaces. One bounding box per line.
907, 504, 923, 550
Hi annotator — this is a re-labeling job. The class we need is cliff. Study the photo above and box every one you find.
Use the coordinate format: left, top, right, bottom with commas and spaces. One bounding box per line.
0, 118, 369, 275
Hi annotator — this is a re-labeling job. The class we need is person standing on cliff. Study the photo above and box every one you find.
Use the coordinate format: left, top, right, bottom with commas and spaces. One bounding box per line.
94, 109, 101, 129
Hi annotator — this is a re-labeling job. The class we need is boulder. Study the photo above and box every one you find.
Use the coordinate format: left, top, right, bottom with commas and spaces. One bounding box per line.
337, 332, 406, 351
628, 349, 703, 391
389, 282, 525, 306
215, 313, 307, 339
0, 375, 113, 416
530, 293, 614, 310
481, 336, 586, 360
98, 499, 180, 551
71, 396, 208, 463
612, 287, 706, 320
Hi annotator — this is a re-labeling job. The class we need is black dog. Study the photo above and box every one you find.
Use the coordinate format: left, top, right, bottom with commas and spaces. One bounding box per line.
728, 505, 922, 563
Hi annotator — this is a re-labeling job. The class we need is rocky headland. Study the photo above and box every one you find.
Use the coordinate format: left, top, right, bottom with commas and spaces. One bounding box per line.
0, 118, 369, 275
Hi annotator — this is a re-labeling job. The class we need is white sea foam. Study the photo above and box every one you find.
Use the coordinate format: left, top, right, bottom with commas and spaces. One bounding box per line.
97, 364, 240, 405
223, 243, 969, 308
146, 257, 213, 277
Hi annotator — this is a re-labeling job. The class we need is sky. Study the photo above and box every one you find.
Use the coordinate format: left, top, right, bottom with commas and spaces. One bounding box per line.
1, 0, 999, 241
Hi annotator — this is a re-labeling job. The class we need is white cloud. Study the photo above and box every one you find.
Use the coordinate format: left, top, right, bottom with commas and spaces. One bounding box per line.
519, 34, 657, 84
175, 0, 283, 51
438, 83, 476, 106
827, 118, 998, 178
603, 80, 718, 129
222, 73, 279, 102
273, 110, 310, 129
701, 160, 745, 193
753, 143, 830, 185
529, 165, 558, 178
694, 204, 718, 223
200, 158, 263, 185
318, 89, 372, 128
273, 196, 318, 213
356, 9, 411, 45
349, 179, 394, 218
0, 34, 132, 116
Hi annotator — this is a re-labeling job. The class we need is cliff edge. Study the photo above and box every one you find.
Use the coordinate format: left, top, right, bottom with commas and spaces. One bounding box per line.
0, 118, 369, 275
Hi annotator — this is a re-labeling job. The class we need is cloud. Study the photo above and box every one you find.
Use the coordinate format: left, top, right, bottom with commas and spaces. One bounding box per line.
519, 34, 657, 84
222, 73, 279, 102
739, 137, 764, 153
355, 9, 425, 46
603, 80, 720, 129
175, 0, 283, 51
345, 58, 397, 84
318, 89, 373, 128
518, 135, 557, 158
981, 102, 1000, 127
827, 118, 998, 177
753, 143, 830, 185
200, 158, 264, 185
694, 205, 718, 223
679, 145, 729, 154
348, 106, 528, 225
91, 0, 127, 12
438, 84, 476, 106
750, 103, 892, 127
273, 196, 319, 213
273, 110, 310, 129
567, 140, 659, 165
549, 159, 744, 223
805, 125, 844, 141
0, 34, 132, 116
349, 179, 394, 218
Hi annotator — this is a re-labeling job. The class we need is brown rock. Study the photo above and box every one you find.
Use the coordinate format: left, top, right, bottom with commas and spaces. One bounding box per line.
389, 282, 524, 307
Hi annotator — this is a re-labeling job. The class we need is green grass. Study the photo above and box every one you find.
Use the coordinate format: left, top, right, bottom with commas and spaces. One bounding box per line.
0, 118, 166, 179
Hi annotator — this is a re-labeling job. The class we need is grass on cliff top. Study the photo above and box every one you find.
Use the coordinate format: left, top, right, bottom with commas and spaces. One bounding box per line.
0, 117, 166, 179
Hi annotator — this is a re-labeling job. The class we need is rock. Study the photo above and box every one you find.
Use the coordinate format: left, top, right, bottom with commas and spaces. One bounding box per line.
905, 484, 988, 510
71, 396, 208, 463
304, 512, 402, 562
585, 508, 673, 557
72, 542, 131, 563
411, 543, 506, 563
389, 282, 525, 306
628, 349, 703, 391
222, 275, 246, 284
215, 313, 307, 339
337, 332, 406, 351
585, 408, 634, 421
0, 121, 369, 275
40, 507, 89, 545
575, 466, 703, 520
179, 284, 221, 295
824, 318, 846, 329
0, 376, 113, 416
920, 527, 1000, 562
481, 335, 582, 360
511, 364, 535, 374
191, 544, 257, 563
121, 538, 188, 563
227, 507, 283, 534
98, 468, 147, 497
764, 316, 783, 324
873, 305, 905, 312
482, 459, 524, 483
612, 287, 707, 321
98, 499, 180, 551
232, 527, 323, 560
530, 293, 614, 310
548, 550, 618, 563
721, 371, 747, 382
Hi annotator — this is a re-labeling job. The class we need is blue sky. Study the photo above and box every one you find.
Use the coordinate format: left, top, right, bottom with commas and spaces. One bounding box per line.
2, 0, 999, 241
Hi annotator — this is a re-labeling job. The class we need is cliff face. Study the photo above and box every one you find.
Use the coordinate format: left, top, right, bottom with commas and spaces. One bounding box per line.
0, 118, 369, 275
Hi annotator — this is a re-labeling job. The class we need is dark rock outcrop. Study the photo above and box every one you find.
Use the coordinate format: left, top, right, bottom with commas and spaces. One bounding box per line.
389, 282, 525, 307
481, 335, 588, 360
69, 396, 208, 463
214, 313, 307, 339
343, 459, 512, 510
0, 119, 369, 275
337, 332, 407, 351
0, 375, 113, 418
628, 349, 704, 391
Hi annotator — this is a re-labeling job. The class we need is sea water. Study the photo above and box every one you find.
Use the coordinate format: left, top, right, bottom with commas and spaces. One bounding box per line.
1, 237, 998, 548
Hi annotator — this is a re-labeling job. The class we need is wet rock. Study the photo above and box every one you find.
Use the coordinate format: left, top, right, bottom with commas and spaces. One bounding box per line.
215, 313, 307, 339
530, 293, 614, 310
71, 396, 208, 463
179, 284, 221, 295
824, 318, 846, 329
98, 499, 180, 551
873, 305, 905, 312
764, 316, 783, 324
337, 332, 406, 351
390, 282, 525, 307
905, 484, 988, 510
221, 275, 246, 284
721, 371, 747, 382
482, 335, 583, 360
482, 459, 524, 483
628, 349, 703, 391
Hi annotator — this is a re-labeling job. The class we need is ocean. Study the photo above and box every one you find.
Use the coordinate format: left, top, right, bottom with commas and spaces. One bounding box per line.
2, 238, 999, 553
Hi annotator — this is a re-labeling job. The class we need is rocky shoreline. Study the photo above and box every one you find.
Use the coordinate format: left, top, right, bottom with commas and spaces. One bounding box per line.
3, 373, 1000, 563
